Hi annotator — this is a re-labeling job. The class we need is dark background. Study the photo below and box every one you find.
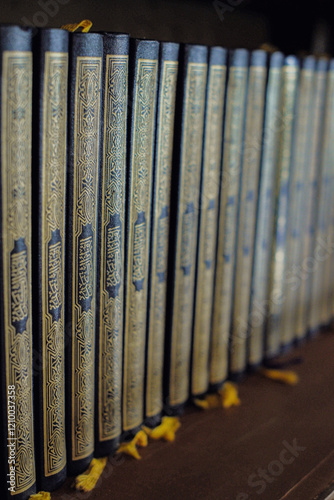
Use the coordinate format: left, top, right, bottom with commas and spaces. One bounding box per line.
2, 0, 334, 55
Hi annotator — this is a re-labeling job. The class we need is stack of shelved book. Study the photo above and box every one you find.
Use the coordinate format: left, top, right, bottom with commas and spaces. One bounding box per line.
0, 23, 333, 499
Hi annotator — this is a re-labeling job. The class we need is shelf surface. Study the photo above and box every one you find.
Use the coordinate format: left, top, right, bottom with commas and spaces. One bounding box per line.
53, 330, 334, 500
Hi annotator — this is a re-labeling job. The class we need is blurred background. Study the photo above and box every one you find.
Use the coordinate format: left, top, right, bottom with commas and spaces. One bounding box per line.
2, 0, 334, 55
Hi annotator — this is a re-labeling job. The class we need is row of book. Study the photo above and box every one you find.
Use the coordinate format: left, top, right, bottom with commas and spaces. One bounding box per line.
1, 24, 334, 498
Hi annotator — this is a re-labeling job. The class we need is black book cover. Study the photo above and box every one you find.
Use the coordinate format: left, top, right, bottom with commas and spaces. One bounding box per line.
95, 32, 129, 458
31, 27, 69, 491
0, 25, 36, 499
65, 32, 103, 475
145, 41, 179, 428
164, 44, 208, 415
122, 38, 159, 440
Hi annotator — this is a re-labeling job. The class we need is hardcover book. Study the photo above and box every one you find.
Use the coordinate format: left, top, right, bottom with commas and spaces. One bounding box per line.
122, 38, 159, 437
32, 27, 69, 490
322, 60, 334, 325
281, 55, 316, 348
210, 49, 249, 388
65, 32, 103, 475
145, 41, 179, 427
164, 43, 208, 413
297, 57, 328, 339
230, 50, 267, 378
248, 51, 284, 368
0, 25, 36, 499
265, 56, 299, 360
95, 32, 129, 458
309, 58, 331, 333
191, 46, 227, 397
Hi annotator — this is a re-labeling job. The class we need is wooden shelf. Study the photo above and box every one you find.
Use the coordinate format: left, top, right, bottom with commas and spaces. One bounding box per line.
52, 330, 334, 500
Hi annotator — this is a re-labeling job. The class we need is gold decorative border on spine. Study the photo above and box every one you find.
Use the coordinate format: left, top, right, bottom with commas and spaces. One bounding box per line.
99, 54, 128, 441
210, 66, 248, 385
72, 56, 101, 460
123, 58, 158, 431
192, 64, 226, 396
169, 62, 207, 407
42, 51, 68, 476
2, 50, 36, 493
146, 59, 178, 418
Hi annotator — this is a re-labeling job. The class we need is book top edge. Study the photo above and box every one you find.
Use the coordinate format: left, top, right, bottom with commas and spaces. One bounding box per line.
270, 51, 284, 67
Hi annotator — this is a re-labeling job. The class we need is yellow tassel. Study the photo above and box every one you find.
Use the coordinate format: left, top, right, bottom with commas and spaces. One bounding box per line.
259, 368, 299, 385
219, 381, 241, 408
29, 493, 51, 500
61, 19, 93, 33
193, 393, 221, 410
193, 397, 210, 409
143, 417, 181, 442
74, 457, 108, 492
116, 430, 148, 460
193, 382, 241, 410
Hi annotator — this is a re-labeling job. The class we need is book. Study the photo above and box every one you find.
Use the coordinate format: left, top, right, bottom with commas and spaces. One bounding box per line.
122, 38, 159, 438
297, 57, 328, 339
94, 32, 129, 458
248, 51, 284, 368
145, 41, 179, 427
164, 44, 208, 413
0, 25, 36, 499
281, 55, 316, 349
230, 49, 267, 378
322, 60, 334, 325
265, 56, 299, 360
32, 27, 68, 490
309, 58, 332, 333
287, 57, 316, 344
210, 49, 249, 389
191, 46, 227, 397
65, 32, 103, 475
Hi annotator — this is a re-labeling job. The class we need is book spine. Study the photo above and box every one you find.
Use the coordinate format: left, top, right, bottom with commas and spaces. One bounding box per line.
298, 58, 328, 338
281, 56, 316, 348
309, 59, 330, 333
32, 28, 68, 491
230, 50, 267, 378
265, 56, 299, 360
145, 42, 179, 426
164, 44, 208, 413
248, 52, 284, 368
210, 49, 249, 388
123, 39, 159, 436
95, 33, 129, 457
191, 46, 227, 397
0, 25, 36, 499
65, 32, 103, 474
323, 60, 334, 324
